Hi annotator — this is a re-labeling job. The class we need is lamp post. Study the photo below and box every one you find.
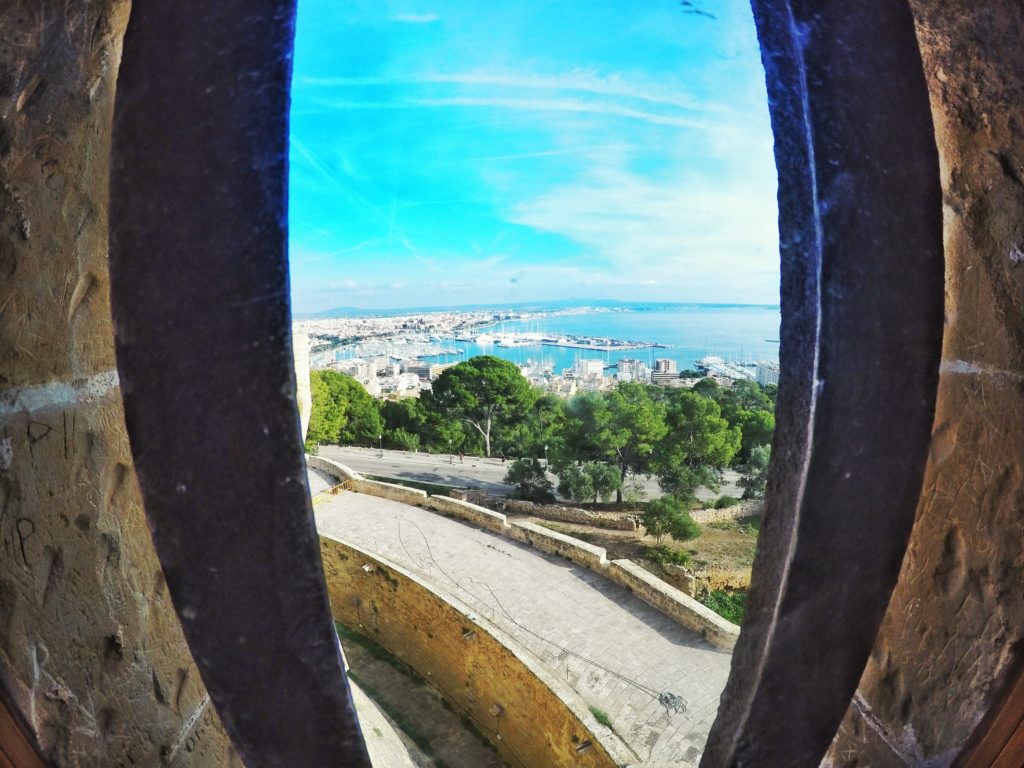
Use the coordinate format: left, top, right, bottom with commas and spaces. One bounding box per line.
378, 434, 383, 458
449, 438, 453, 464
544, 444, 549, 470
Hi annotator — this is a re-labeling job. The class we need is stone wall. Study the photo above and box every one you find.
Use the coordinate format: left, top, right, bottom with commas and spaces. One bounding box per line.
827, 2, 1024, 763
0, 3, 234, 764
501, 499, 638, 531
319, 536, 629, 768
689, 500, 763, 525
422, 495, 509, 534
607, 561, 739, 650
506, 521, 610, 570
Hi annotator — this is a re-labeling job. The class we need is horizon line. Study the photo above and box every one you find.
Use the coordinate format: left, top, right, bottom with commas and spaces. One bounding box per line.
294, 298, 782, 318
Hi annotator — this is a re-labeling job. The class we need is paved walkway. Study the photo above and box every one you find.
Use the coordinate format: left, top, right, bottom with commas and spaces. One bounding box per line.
315, 490, 733, 766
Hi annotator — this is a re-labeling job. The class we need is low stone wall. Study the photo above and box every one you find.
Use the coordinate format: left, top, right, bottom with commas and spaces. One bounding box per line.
423, 495, 509, 534
607, 560, 739, 650
507, 521, 609, 569
502, 499, 638, 531
307, 456, 431, 505
690, 500, 763, 525
307, 455, 737, 650
349, 477, 429, 506
319, 537, 628, 768
307, 454, 359, 483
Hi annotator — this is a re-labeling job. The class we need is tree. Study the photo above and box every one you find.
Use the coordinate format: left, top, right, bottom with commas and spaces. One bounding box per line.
335, 376, 384, 445
654, 390, 740, 503
734, 408, 775, 463
554, 462, 620, 504
556, 464, 593, 504
585, 462, 622, 503
692, 377, 720, 398
306, 371, 346, 450
380, 398, 427, 436
305, 371, 384, 449
640, 496, 701, 545
497, 393, 565, 461
386, 427, 420, 452
562, 383, 667, 502
738, 444, 771, 498
504, 458, 554, 502
716, 379, 773, 413
424, 356, 537, 457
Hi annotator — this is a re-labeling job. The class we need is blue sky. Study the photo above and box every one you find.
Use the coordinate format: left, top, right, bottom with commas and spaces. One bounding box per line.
289, 0, 778, 313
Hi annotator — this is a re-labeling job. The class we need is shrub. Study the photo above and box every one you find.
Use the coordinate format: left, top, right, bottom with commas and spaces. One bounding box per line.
641, 544, 691, 567
714, 494, 741, 509
503, 458, 554, 503
640, 496, 701, 544
698, 588, 746, 624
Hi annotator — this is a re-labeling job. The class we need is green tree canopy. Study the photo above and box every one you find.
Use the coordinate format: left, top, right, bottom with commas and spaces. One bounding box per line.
423, 356, 537, 457
496, 392, 565, 461
654, 390, 740, 503
503, 458, 554, 502
738, 444, 772, 498
733, 408, 775, 463
306, 370, 382, 449
563, 383, 667, 501
556, 461, 623, 504
556, 464, 593, 504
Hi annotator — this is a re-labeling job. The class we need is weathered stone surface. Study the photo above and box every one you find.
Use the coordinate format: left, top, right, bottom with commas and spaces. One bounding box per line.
501, 499, 639, 531
826, 2, 1024, 764
0, 3, 233, 764
320, 536, 626, 768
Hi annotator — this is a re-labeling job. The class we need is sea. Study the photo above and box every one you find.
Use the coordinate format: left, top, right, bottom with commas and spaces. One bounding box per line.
422, 305, 781, 374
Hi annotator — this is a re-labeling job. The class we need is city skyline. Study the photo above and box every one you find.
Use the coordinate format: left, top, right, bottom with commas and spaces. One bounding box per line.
289, 0, 778, 314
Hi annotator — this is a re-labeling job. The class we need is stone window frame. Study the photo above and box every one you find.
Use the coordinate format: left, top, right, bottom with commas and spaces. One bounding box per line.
103, 1, 943, 766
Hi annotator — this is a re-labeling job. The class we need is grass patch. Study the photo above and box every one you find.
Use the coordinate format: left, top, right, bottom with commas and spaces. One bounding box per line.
365, 474, 462, 497
705, 519, 738, 531
697, 588, 747, 624
347, 669, 448, 766
336, 622, 415, 677
589, 705, 613, 729
737, 515, 761, 534
640, 544, 691, 567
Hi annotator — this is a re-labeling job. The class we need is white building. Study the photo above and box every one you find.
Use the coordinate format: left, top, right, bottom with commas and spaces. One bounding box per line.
617, 358, 650, 383
573, 358, 605, 380
756, 361, 781, 387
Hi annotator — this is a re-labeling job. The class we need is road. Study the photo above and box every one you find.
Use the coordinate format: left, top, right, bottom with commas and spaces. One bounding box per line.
317, 445, 741, 501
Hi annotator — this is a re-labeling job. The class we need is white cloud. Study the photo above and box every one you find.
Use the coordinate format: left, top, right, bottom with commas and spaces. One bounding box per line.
506, 166, 779, 302
297, 68, 748, 118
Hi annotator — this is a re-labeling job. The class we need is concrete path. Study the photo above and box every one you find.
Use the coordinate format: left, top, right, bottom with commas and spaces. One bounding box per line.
318, 445, 742, 501
316, 490, 733, 766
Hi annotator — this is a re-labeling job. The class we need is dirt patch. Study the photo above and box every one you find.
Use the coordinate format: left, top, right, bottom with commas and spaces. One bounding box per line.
517, 514, 760, 590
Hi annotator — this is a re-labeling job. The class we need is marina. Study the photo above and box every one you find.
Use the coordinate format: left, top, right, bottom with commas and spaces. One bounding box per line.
303, 305, 781, 377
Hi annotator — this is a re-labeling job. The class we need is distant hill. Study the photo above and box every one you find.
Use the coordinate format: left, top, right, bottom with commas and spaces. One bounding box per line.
293, 298, 780, 319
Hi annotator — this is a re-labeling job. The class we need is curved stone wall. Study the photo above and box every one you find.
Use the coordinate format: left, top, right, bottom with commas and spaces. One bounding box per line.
0, 3, 233, 764
827, 2, 1024, 763
319, 535, 630, 768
